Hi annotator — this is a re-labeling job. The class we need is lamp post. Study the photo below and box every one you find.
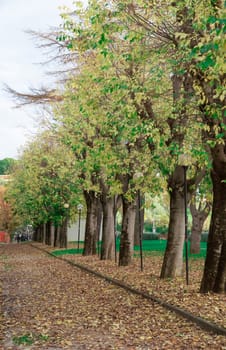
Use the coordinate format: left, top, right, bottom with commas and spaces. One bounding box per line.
183, 165, 189, 285
63, 203, 70, 249
77, 204, 83, 251
134, 172, 144, 272
114, 196, 117, 264
138, 189, 144, 272
179, 154, 190, 285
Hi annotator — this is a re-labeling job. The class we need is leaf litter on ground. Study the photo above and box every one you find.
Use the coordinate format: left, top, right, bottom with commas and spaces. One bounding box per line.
0, 243, 225, 350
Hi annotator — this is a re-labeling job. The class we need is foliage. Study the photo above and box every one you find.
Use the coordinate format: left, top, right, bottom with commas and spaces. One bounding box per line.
0, 158, 16, 175
0, 185, 17, 233
55, 0, 173, 201
6, 130, 82, 229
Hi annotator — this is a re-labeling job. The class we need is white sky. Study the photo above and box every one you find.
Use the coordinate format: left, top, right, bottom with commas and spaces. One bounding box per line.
0, 0, 75, 159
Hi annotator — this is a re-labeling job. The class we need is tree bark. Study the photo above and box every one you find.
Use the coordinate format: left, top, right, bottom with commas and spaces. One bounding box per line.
200, 145, 226, 293
83, 190, 100, 256
45, 221, 51, 245
190, 201, 210, 254
119, 195, 137, 266
55, 226, 61, 247
101, 195, 115, 260
33, 225, 42, 242
42, 223, 46, 245
38, 225, 43, 242
59, 217, 68, 248
50, 222, 55, 247
161, 166, 185, 278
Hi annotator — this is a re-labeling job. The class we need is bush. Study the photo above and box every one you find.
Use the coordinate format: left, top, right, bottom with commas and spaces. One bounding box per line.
143, 233, 159, 240
143, 222, 168, 235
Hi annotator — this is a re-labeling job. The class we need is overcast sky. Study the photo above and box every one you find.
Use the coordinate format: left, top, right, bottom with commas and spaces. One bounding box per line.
0, 0, 75, 159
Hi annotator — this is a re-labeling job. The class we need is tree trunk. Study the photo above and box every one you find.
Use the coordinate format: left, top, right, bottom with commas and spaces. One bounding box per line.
45, 221, 51, 245
200, 146, 226, 293
83, 190, 100, 256
55, 226, 60, 247
38, 225, 43, 242
33, 225, 41, 242
161, 166, 185, 278
119, 195, 137, 266
50, 222, 55, 247
59, 217, 68, 248
101, 195, 115, 260
190, 223, 202, 254
190, 201, 210, 254
42, 223, 46, 245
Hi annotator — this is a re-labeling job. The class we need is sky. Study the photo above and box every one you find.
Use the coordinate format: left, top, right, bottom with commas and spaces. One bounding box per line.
0, 0, 75, 159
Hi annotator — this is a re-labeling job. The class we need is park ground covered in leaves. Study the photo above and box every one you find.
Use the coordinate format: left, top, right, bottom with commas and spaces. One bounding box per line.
0, 243, 226, 350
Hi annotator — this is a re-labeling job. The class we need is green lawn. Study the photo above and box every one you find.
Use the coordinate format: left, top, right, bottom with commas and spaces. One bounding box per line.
53, 240, 207, 259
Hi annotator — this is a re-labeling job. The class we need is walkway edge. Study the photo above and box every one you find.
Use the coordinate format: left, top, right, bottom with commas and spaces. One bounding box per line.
31, 244, 226, 337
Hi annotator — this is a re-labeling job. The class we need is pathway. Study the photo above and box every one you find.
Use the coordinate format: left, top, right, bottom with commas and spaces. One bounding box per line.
0, 244, 225, 349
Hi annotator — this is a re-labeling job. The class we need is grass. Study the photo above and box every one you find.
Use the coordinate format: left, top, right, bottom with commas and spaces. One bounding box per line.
13, 333, 49, 345
53, 240, 207, 259
136, 240, 207, 259
13, 334, 34, 346
53, 247, 84, 256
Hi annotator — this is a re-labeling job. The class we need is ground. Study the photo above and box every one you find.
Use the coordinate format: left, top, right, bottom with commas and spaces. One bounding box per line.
0, 243, 225, 349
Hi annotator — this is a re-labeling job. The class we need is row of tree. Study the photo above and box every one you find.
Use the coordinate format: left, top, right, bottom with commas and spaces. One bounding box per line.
0, 159, 17, 233
6, 0, 225, 293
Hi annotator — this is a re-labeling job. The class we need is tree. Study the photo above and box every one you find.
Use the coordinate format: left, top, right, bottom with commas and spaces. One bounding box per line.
55, 2, 166, 263
190, 1, 226, 294
0, 158, 16, 174
6, 0, 225, 290
120, 1, 203, 277
125, 0, 225, 292
190, 174, 212, 254
0, 186, 13, 232
7, 130, 80, 248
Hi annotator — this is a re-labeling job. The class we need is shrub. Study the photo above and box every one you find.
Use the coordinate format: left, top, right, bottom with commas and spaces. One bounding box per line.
143, 233, 159, 240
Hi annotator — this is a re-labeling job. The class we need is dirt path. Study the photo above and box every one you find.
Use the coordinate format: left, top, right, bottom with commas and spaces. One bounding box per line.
0, 244, 225, 349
